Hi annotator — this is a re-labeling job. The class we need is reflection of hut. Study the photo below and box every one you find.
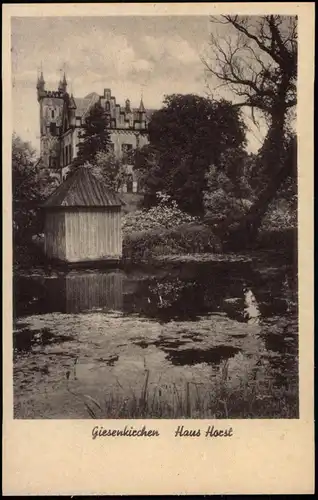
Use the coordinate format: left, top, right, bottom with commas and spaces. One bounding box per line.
42, 167, 123, 263
46, 271, 124, 313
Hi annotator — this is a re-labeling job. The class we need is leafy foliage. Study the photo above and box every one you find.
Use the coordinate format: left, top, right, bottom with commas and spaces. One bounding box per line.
260, 199, 297, 232
92, 150, 128, 191
123, 224, 222, 263
203, 148, 254, 224
72, 102, 111, 167
134, 94, 247, 216
12, 134, 58, 245
122, 192, 197, 235
69, 103, 128, 191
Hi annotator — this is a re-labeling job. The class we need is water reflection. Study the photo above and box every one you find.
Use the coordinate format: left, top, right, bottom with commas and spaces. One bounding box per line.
243, 288, 261, 324
164, 345, 242, 366
15, 271, 124, 315
14, 326, 75, 353
14, 263, 296, 322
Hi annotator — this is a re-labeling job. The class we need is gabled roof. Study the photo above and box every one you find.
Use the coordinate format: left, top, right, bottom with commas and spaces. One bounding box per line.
84, 92, 100, 100
42, 166, 123, 208
74, 97, 92, 118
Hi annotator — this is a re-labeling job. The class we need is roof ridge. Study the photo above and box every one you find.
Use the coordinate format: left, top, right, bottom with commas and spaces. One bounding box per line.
81, 94, 100, 120
42, 166, 123, 208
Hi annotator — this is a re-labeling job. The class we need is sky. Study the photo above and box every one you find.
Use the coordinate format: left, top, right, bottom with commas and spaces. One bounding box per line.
11, 16, 265, 154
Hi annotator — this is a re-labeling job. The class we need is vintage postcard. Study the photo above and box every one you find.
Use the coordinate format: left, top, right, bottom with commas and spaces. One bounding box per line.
3, 2, 314, 495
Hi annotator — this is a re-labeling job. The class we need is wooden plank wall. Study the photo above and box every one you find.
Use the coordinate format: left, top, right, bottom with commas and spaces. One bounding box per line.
44, 211, 66, 260
65, 208, 122, 262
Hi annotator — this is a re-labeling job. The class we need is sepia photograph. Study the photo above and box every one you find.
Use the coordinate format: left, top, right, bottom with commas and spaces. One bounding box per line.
11, 13, 299, 420
3, 2, 315, 495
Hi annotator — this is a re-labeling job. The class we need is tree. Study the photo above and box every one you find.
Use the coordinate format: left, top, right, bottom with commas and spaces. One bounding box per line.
68, 102, 127, 191
134, 93, 247, 216
133, 144, 162, 206
12, 134, 58, 245
73, 101, 111, 167
93, 150, 128, 191
203, 15, 297, 243
204, 149, 254, 225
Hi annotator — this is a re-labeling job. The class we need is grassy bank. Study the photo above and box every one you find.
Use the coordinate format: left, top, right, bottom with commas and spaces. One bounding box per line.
123, 224, 297, 264
73, 367, 298, 419
14, 221, 296, 269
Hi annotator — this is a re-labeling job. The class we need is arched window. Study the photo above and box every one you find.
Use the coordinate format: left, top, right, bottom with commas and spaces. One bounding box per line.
51, 110, 55, 119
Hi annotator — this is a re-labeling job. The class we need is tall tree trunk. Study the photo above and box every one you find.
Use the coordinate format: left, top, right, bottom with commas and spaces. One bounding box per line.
216, 108, 296, 250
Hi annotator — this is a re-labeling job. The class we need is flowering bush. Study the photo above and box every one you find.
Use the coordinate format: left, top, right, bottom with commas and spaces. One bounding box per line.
122, 192, 197, 235
260, 199, 297, 231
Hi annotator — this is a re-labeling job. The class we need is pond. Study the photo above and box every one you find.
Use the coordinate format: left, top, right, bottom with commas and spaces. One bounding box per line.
13, 254, 298, 419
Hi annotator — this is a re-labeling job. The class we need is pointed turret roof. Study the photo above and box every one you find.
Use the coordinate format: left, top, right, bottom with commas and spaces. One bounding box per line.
37, 71, 45, 88
69, 94, 77, 109
58, 71, 67, 92
138, 97, 145, 113
42, 166, 123, 208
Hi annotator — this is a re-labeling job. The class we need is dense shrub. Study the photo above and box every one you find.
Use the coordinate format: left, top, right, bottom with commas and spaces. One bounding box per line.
260, 199, 297, 232
123, 223, 222, 262
122, 193, 198, 235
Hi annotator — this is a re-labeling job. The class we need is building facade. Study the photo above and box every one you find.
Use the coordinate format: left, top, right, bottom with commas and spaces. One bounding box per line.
37, 72, 153, 190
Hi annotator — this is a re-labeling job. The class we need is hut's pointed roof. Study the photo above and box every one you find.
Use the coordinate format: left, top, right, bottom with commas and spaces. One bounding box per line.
42, 167, 123, 208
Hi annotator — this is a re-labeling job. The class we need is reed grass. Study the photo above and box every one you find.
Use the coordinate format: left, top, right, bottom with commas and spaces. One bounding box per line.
69, 364, 298, 419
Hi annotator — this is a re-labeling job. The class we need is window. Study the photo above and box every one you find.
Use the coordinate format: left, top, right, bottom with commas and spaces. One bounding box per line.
65, 145, 68, 165
49, 157, 57, 169
68, 144, 72, 162
105, 101, 110, 112
50, 122, 57, 136
51, 110, 55, 119
126, 174, 133, 193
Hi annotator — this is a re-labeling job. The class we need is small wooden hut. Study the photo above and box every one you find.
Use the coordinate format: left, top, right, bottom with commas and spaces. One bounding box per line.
42, 167, 123, 263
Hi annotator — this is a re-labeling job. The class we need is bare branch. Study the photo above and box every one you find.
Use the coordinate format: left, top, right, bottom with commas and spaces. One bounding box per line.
203, 14, 297, 122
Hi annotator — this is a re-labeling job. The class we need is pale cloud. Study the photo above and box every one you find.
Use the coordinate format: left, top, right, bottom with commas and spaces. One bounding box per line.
11, 16, 264, 154
142, 34, 201, 65
132, 58, 153, 72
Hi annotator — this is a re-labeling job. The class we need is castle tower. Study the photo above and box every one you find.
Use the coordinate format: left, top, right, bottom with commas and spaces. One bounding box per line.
37, 70, 65, 170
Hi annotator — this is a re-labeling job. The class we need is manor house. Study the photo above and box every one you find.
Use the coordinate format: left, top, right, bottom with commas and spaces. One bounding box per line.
37, 71, 153, 191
